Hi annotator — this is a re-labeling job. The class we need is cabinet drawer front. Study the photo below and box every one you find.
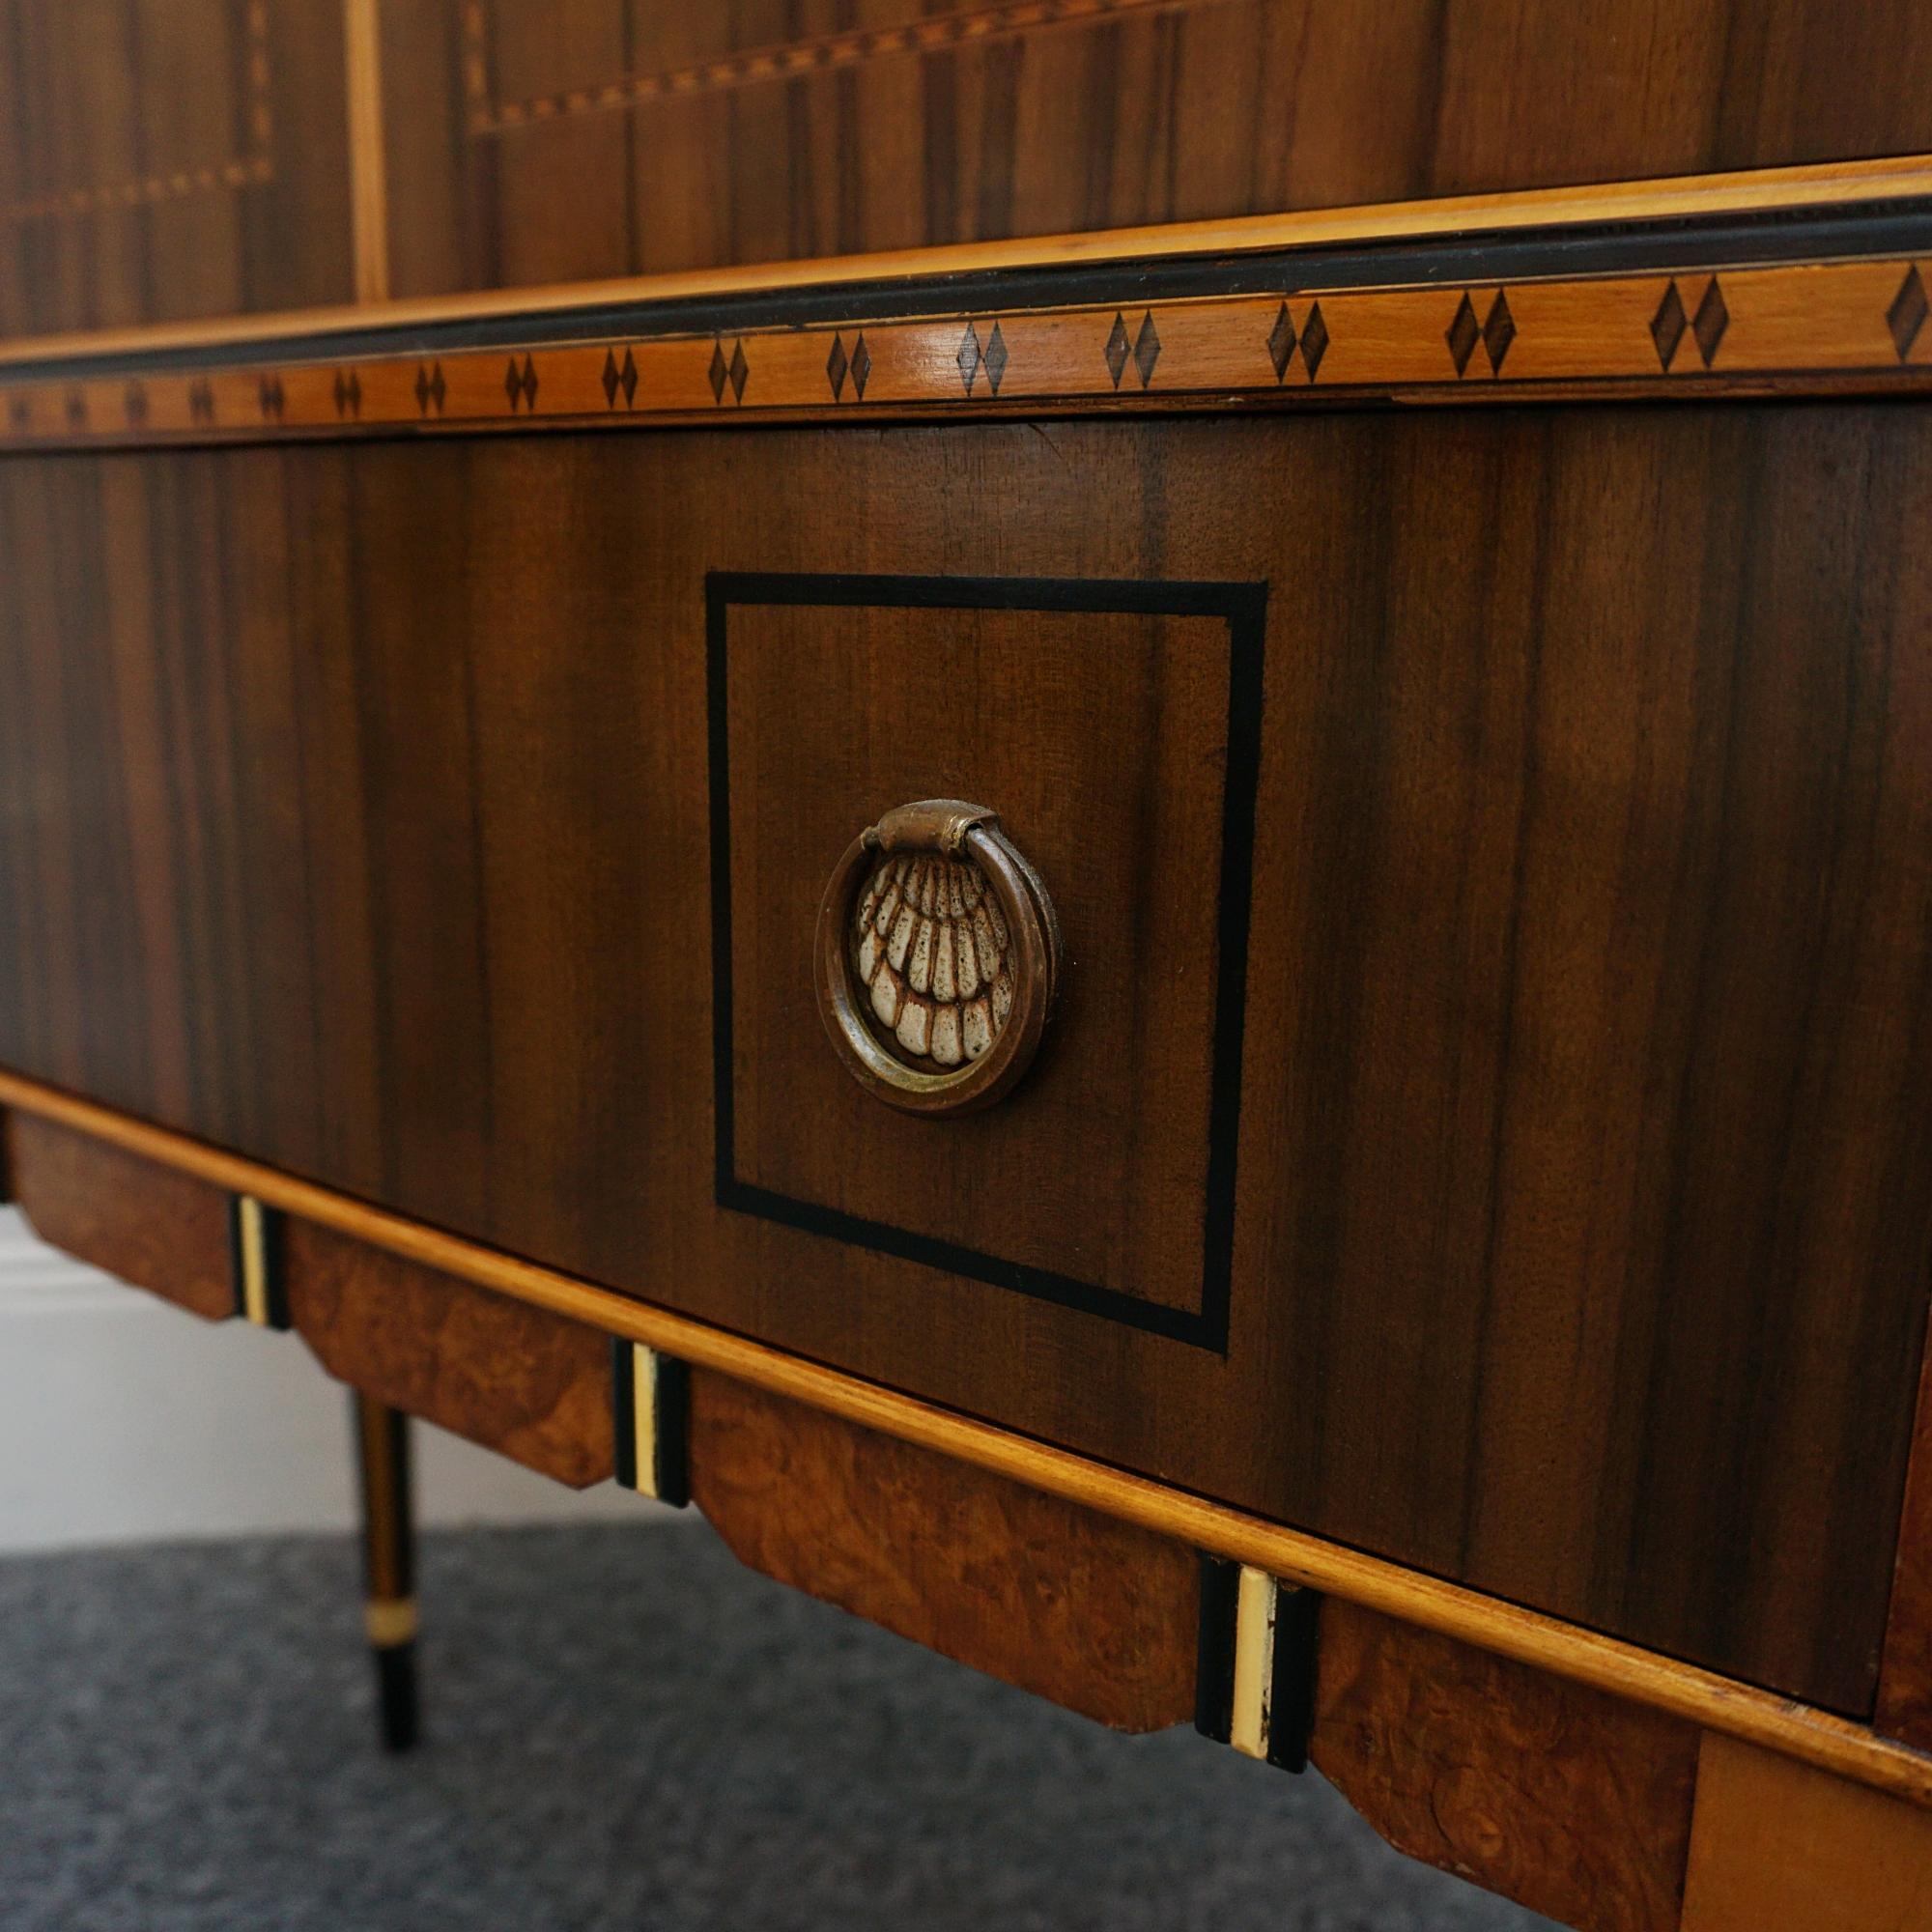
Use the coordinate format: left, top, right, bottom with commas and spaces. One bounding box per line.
2, 406, 1928, 1715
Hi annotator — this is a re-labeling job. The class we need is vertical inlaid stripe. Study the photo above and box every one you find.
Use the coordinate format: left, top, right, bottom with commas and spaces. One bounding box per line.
344, 0, 391, 303
239, 1197, 267, 1324
1197, 1558, 1317, 1771
229, 1196, 288, 1327
612, 1341, 692, 1505
231, 1194, 277, 1325
1230, 1563, 1279, 1759
632, 1341, 659, 1495
1194, 1553, 1240, 1741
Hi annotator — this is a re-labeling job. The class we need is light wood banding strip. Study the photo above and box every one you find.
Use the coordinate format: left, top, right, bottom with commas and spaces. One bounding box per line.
343, 0, 390, 305
1680, 1735, 1932, 1930
1, 1066, 1930, 1805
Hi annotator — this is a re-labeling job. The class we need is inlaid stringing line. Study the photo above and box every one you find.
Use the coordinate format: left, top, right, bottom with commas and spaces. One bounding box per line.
462, 0, 1232, 134
1229, 1563, 1279, 1761
345, 0, 392, 305
631, 1342, 660, 1499
0, 1, 274, 225
235, 1195, 271, 1327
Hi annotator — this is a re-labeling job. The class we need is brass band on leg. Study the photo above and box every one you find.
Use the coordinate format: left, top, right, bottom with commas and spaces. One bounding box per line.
364, 1595, 419, 1649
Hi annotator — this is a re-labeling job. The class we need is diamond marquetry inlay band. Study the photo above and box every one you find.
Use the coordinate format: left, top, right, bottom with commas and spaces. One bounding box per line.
1650, 276, 1730, 370
7, 254, 1927, 449
1446, 291, 1516, 377
1889, 266, 1928, 361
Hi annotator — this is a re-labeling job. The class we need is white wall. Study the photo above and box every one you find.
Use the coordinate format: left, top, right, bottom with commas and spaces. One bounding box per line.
0, 1206, 650, 1553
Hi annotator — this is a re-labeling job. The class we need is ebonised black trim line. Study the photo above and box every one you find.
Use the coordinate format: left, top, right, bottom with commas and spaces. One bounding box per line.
1195, 1554, 1241, 1742
611, 1338, 639, 1492
706, 570, 1264, 1353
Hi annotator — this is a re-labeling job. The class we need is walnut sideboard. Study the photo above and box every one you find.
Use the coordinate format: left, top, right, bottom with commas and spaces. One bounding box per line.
5, 4, 1932, 1927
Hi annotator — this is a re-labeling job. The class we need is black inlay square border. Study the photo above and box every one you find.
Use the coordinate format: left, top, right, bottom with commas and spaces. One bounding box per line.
706, 570, 1266, 1353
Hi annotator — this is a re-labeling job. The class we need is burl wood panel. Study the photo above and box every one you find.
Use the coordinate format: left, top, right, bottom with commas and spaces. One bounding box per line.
383, 0, 1932, 297
1680, 1734, 1932, 1931
1878, 1330, 1932, 1751
5, 1112, 233, 1320
1312, 1602, 1699, 1932
283, 1218, 615, 1487
2, 406, 1929, 1713
689, 1367, 1198, 1731
0, 0, 354, 336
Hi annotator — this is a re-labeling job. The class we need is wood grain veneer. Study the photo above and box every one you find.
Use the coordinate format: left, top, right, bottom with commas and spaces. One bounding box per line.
0, 405, 1926, 1717
1680, 1735, 1932, 1931
0, 0, 355, 337
382, 0, 1932, 298
3, 157, 1926, 374
4, 1074, 1930, 1809
1878, 1327, 1932, 1752
1312, 1602, 1699, 1932
690, 1368, 1200, 1731
4, 1111, 234, 1321
284, 1218, 615, 1487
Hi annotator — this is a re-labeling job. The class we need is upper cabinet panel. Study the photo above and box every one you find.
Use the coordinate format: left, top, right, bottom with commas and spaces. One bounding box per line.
382, 0, 1932, 298
0, 0, 354, 336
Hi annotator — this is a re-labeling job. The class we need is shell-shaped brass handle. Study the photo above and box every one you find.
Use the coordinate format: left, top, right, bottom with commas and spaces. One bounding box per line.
814, 800, 1063, 1116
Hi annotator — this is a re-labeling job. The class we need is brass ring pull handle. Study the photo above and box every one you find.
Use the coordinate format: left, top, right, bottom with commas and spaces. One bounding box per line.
814, 799, 1063, 1116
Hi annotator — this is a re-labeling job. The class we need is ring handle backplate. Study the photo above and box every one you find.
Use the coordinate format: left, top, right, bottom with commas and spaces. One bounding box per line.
813, 798, 1063, 1117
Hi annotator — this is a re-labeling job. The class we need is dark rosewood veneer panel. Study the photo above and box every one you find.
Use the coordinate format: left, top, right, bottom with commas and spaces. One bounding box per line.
0, 407, 1928, 1714
0, 0, 354, 335
385, 0, 1932, 296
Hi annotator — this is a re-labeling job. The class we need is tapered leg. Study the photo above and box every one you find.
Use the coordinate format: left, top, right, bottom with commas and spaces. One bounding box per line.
351, 1392, 420, 1751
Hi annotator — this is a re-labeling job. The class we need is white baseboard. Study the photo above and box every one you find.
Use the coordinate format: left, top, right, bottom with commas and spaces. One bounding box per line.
0, 1207, 656, 1553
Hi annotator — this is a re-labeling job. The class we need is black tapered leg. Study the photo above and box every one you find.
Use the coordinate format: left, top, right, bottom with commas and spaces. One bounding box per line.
351, 1392, 420, 1751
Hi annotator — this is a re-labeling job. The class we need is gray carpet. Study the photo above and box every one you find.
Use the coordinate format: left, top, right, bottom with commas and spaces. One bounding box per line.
0, 1520, 1558, 1931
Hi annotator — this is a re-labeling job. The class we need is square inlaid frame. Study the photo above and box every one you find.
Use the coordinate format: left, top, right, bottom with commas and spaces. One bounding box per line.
706, 571, 1265, 1351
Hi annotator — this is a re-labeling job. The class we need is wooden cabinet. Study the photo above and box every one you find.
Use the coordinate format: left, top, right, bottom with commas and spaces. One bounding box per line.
9, 0, 1932, 331
3, 401, 1926, 1716
5, 10, 1932, 1925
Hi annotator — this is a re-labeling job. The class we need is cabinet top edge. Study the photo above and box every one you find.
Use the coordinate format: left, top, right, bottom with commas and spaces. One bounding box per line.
4, 154, 1931, 379
4, 158, 1932, 443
